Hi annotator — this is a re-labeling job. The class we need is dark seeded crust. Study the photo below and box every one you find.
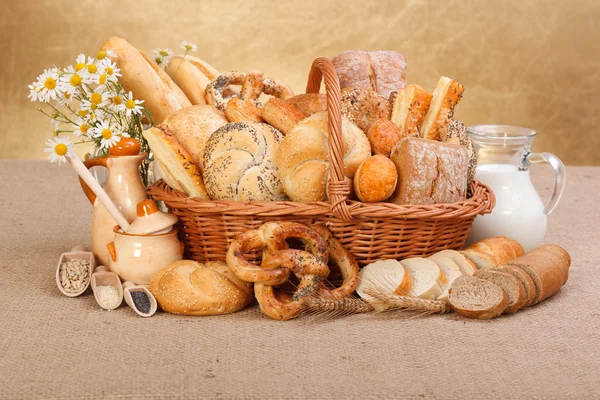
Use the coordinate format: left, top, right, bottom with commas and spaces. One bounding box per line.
445, 120, 477, 189
475, 269, 526, 314
494, 264, 536, 307
449, 276, 508, 320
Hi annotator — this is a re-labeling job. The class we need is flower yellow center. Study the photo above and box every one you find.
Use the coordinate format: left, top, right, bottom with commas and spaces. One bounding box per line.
52, 111, 60, 118
155, 57, 162, 65
112, 96, 123, 105
96, 51, 107, 60
99, 74, 107, 84
78, 109, 88, 117
44, 77, 57, 90
90, 103, 98, 110
184, 44, 193, 51
159, 50, 169, 57
125, 99, 136, 109
79, 124, 88, 133
55, 143, 68, 156
91, 92, 102, 104
64, 92, 71, 99
75, 63, 85, 71
105, 67, 114, 76
87, 64, 97, 74
70, 74, 82, 86
101, 129, 112, 139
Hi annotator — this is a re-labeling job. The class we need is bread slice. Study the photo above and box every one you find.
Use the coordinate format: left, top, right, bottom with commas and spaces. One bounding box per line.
449, 275, 508, 319
494, 264, 536, 307
461, 248, 496, 270
390, 84, 432, 139
474, 269, 526, 314
433, 250, 477, 275
420, 77, 464, 141
429, 255, 463, 302
462, 237, 525, 270
356, 259, 412, 310
400, 258, 447, 300
142, 125, 209, 198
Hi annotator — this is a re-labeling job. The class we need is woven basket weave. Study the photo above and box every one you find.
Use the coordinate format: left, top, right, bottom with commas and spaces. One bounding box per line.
148, 57, 495, 266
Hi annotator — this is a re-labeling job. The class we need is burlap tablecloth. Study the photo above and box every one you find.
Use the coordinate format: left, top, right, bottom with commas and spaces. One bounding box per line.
1, 160, 598, 399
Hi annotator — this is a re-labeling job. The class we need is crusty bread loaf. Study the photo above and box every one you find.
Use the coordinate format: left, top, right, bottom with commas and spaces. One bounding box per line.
432, 250, 477, 275
420, 77, 464, 141
356, 259, 412, 310
475, 269, 527, 314
366, 118, 402, 157
224, 97, 263, 123
445, 120, 477, 189
506, 244, 570, 304
462, 236, 525, 270
165, 55, 220, 105
400, 258, 447, 300
261, 98, 305, 134
341, 87, 391, 133
428, 255, 463, 302
449, 275, 508, 319
353, 155, 398, 203
150, 260, 253, 316
203, 122, 287, 201
101, 37, 191, 124
494, 264, 536, 307
277, 111, 371, 202
142, 125, 209, 198
161, 105, 228, 171
389, 137, 469, 205
331, 50, 407, 98
390, 84, 432, 139
285, 93, 328, 116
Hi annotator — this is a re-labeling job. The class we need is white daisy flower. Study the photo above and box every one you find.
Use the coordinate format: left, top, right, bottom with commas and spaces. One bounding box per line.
180, 41, 198, 52
28, 81, 43, 102
81, 100, 107, 122
152, 48, 174, 65
44, 136, 73, 165
97, 59, 121, 85
90, 120, 124, 149
96, 49, 116, 61
75, 53, 87, 72
72, 118, 91, 138
33, 68, 61, 102
59, 65, 94, 96
117, 91, 144, 116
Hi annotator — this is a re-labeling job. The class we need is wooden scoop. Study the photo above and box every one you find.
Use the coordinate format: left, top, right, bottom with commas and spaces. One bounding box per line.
123, 281, 158, 317
56, 245, 96, 297
91, 266, 123, 310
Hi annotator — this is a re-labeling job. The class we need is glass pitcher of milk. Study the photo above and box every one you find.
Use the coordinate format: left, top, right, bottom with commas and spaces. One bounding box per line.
465, 125, 566, 251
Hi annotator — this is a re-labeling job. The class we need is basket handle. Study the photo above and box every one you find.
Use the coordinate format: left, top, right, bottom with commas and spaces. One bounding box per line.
306, 57, 352, 221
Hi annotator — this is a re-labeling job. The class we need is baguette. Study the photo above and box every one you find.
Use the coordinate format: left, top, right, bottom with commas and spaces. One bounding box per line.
494, 264, 536, 307
420, 77, 464, 141
432, 250, 477, 275
400, 258, 447, 300
428, 255, 463, 302
462, 236, 525, 270
356, 259, 412, 311
390, 84, 432, 139
165, 55, 220, 105
474, 269, 527, 314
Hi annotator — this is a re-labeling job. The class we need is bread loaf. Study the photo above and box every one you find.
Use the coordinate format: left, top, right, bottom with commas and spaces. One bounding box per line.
474, 269, 527, 313
161, 105, 228, 171
389, 137, 469, 205
462, 236, 525, 270
101, 37, 191, 124
261, 98, 305, 134
449, 275, 508, 319
142, 125, 209, 198
331, 50, 407, 98
150, 260, 253, 316
353, 155, 398, 202
493, 264, 536, 307
277, 111, 371, 202
420, 77, 464, 141
356, 259, 412, 310
366, 118, 402, 157
286, 93, 327, 116
341, 87, 391, 133
445, 120, 477, 189
390, 84, 432, 139
165, 55, 220, 105
203, 122, 287, 201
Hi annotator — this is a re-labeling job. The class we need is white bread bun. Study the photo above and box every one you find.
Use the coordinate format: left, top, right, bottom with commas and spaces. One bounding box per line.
101, 37, 191, 124
277, 111, 371, 202
428, 255, 463, 303
356, 259, 412, 311
162, 105, 228, 171
203, 122, 287, 201
400, 257, 447, 300
150, 260, 253, 316
165, 55, 219, 105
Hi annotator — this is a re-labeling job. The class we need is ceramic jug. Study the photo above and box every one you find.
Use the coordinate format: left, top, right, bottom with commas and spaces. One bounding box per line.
465, 125, 566, 251
79, 139, 148, 266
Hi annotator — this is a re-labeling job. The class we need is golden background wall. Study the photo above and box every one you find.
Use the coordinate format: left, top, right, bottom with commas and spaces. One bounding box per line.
2, 0, 599, 164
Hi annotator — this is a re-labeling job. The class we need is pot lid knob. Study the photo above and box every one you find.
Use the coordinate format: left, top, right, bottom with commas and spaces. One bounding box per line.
109, 138, 141, 156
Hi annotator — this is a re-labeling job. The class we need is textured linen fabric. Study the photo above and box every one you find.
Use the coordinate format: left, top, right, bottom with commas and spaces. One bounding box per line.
0, 160, 598, 399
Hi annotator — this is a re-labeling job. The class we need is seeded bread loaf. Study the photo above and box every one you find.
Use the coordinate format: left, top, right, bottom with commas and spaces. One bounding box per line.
475, 269, 527, 314
449, 275, 508, 319
341, 87, 391, 134
445, 120, 477, 189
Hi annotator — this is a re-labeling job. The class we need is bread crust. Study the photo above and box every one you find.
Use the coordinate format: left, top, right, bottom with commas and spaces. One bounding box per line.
286, 93, 328, 116
463, 236, 525, 270
366, 118, 402, 157
165, 55, 220, 105
420, 77, 464, 141
445, 120, 477, 189
225, 97, 263, 123
353, 155, 398, 203
391, 84, 432, 139
475, 269, 527, 314
261, 98, 306, 134
494, 264, 536, 307
341, 87, 391, 133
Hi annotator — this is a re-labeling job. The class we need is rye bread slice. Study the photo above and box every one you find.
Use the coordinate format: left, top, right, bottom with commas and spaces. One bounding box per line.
474, 269, 526, 314
494, 264, 536, 307
449, 275, 508, 320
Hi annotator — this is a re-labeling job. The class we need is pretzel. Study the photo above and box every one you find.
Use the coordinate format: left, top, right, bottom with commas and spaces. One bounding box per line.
226, 222, 360, 320
205, 70, 294, 113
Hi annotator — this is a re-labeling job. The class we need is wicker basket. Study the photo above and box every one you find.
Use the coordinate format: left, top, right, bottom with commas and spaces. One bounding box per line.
148, 57, 495, 266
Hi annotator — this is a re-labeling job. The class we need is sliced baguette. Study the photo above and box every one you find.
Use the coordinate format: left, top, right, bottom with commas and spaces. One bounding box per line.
432, 250, 477, 275
449, 275, 508, 319
356, 259, 412, 310
494, 264, 536, 307
429, 255, 463, 302
474, 269, 526, 314
400, 258, 447, 300
420, 77, 464, 141
390, 84, 432, 139
461, 248, 496, 270
462, 236, 526, 270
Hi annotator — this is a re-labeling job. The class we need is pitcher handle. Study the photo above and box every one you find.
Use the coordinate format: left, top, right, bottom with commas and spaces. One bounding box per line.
79, 156, 109, 205
524, 152, 566, 215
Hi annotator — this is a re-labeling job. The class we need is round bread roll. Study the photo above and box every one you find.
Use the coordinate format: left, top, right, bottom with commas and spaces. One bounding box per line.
101, 37, 191, 124
165, 55, 219, 105
341, 87, 391, 134
150, 260, 253, 316
277, 111, 371, 202
203, 122, 287, 201
162, 105, 228, 171
354, 155, 398, 202
285, 93, 328, 116
366, 118, 402, 157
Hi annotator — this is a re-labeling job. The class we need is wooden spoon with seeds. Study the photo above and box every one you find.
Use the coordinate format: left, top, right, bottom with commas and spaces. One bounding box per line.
56, 245, 96, 298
